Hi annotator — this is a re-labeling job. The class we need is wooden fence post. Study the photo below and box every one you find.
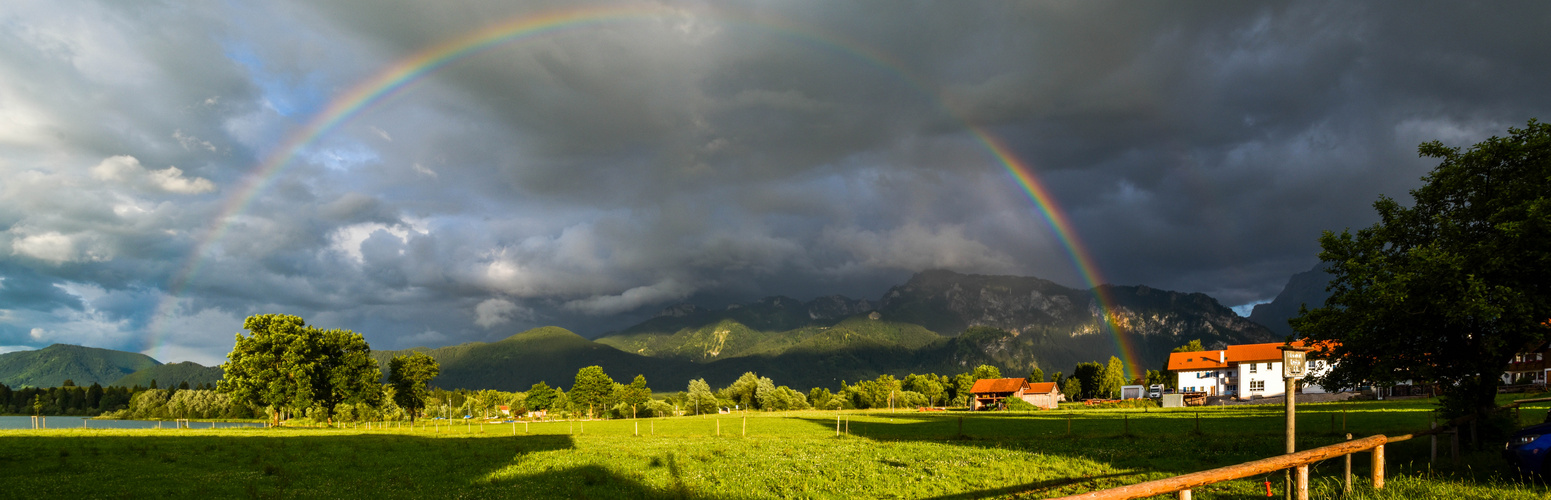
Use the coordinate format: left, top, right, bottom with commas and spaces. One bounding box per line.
1177, 489, 1191, 500
1124, 414, 1129, 436
958, 416, 963, 438
1343, 434, 1352, 495
1371, 444, 1385, 490
1194, 412, 1200, 435
1430, 421, 1437, 463
1451, 429, 1459, 464
1294, 464, 1308, 500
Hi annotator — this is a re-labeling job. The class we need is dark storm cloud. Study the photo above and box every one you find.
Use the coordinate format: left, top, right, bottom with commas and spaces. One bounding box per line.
2, 0, 1548, 363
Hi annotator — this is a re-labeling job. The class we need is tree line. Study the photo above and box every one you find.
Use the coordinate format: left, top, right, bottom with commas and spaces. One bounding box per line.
0, 379, 216, 417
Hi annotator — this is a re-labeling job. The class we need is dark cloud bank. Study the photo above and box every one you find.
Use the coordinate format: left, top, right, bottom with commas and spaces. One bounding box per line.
1, 1, 1548, 364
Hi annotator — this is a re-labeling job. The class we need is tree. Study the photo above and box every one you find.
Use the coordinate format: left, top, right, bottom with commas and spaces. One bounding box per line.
1070, 362, 1104, 400
525, 382, 556, 412
389, 352, 439, 423
970, 364, 1002, 381
1100, 356, 1126, 399
1172, 339, 1206, 353
312, 327, 383, 423
903, 373, 945, 406
1028, 367, 1046, 383
724, 372, 763, 410
569, 366, 616, 418
686, 379, 717, 415
218, 314, 381, 426
1293, 120, 1551, 424
618, 374, 652, 417
1062, 377, 1082, 401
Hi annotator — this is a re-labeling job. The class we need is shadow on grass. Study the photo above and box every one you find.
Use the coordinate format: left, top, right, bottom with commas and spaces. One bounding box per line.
791, 410, 1529, 497
0, 431, 736, 499
916, 471, 1142, 500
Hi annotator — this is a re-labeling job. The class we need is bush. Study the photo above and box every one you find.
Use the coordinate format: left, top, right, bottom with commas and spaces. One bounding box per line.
1003, 398, 1040, 411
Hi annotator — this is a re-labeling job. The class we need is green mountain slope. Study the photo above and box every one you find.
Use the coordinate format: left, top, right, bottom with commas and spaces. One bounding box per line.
112, 361, 223, 388
0, 344, 161, 388
372, 327, 700, 392
596, 315, 938, 362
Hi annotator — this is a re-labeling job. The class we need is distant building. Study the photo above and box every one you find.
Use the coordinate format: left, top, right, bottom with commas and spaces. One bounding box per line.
1503, 342, 1551, 385
969, 378, 1064, 410
1166, 340, 1336, 400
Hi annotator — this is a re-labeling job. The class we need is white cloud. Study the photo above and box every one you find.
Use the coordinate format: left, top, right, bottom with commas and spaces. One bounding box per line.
822, 223, 1014, 273
89, 155, 215, 194
11, 231, 112, 263
370, 126, 392, 142
173, 129, 217, 152
474, 298, 529, 329
563, 279, 695, 316
412, 162, 438, 179
328, 221, 427, 263
0, 345, 36, 355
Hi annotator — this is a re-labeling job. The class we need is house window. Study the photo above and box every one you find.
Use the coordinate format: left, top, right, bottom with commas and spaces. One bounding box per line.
1539, 353, 1545, 361
1250, 380, 1265, 392
1249, 364, 1257, 374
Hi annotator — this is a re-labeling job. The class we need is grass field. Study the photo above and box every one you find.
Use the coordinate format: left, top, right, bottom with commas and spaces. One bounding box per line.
2, 397, 1549, 499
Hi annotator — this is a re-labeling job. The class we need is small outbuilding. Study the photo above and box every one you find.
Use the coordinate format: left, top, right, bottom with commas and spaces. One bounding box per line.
969, 378, 1064, 410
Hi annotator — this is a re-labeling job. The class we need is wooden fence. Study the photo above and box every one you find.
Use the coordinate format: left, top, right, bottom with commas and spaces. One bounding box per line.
1048, 433, 1402, 500
1052, 396, 1551, 500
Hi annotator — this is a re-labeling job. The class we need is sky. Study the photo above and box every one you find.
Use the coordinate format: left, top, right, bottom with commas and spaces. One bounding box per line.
2, 1, 1549, 365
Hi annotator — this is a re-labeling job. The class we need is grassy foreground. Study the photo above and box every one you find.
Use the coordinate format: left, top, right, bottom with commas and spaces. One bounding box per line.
1, 399, 1548, 499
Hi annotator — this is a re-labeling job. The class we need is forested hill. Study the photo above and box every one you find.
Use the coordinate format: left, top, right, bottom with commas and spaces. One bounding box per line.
1248, 263, 1335, 337
0, 344, 161, 388
370, 327, 702, 392
111, 361, 224, 388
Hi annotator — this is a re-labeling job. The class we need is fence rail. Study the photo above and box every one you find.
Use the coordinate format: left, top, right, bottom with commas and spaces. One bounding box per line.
1049, 434, 1401, 500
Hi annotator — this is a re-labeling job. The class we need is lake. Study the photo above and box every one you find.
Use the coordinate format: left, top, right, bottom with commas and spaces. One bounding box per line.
0, 416, 263, 430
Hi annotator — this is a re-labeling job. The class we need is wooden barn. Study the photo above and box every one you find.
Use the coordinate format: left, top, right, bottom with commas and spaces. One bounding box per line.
969, 378, 1064, 410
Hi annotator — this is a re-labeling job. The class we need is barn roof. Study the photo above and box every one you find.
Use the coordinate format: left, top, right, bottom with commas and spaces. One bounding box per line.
1025, 382, 1058, 394
969, 377, 1028, 394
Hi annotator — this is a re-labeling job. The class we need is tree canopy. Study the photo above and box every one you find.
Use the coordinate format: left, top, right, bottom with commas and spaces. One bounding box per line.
217, 314, 382, 426
569, 365, 616, 418
1292, 120, 1551, 420
389, 352, 439, 422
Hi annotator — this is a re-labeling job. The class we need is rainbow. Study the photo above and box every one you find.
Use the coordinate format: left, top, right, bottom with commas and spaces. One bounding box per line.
151, 5, 1141, 377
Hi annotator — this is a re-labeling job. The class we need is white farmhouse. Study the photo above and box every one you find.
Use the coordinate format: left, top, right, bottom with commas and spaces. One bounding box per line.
1167, 340, 1336, 400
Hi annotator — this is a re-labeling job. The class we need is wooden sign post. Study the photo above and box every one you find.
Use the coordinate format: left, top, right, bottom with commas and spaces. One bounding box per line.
1280, 345, 1311, 500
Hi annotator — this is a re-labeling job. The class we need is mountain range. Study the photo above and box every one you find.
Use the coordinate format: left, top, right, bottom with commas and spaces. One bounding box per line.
2, 268, 1330, 391
1248, 263, 1335, 337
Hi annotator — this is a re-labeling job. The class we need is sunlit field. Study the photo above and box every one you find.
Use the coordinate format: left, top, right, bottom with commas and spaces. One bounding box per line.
3, 397, 1548, 499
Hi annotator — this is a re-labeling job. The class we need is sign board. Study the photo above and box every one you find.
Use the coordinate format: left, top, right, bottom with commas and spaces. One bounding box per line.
1282, 349, 1307, 379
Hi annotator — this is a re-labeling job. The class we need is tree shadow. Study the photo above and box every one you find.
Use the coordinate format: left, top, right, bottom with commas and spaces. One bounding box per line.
916, 472, 1142, 500
0, 431, 742, 499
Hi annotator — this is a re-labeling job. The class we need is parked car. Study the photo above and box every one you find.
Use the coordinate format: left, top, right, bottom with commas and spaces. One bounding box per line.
1504, 422, 1551, 474
1148, 384, 1163, 398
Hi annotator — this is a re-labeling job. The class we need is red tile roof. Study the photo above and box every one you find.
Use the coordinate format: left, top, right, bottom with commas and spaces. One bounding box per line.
1025, 382, 1058, 394
969, 377, 1028, 394
1166, 350, 1228, 371
1167, 340, 1342, 371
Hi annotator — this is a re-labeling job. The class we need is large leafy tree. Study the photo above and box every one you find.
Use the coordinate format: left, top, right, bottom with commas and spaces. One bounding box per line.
218, 314, 382, 426
312, 328, 382, 423
569, 365, 616, 418
525, 381, 556, 412
1292, 120, 1551, 422
389, 352, 439, 422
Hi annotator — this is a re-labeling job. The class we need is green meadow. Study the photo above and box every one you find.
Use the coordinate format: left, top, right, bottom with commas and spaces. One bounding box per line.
2, 397, 1548, 499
